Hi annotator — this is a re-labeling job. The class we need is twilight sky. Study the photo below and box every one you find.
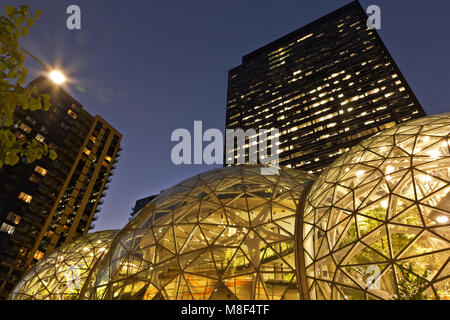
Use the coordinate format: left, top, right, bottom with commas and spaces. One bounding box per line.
1, 0, 449, 231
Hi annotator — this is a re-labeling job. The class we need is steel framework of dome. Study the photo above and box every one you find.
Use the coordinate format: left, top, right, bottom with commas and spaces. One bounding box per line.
9, 114, 450, 300
88, 166, 315, 300
9, 230, 117, 300
298, 114, 450, 300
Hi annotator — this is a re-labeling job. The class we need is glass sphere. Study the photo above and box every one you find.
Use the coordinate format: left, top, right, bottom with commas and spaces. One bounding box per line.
90, 166, 315, 300
300, 114, 450, 300
9, 230, 117, 300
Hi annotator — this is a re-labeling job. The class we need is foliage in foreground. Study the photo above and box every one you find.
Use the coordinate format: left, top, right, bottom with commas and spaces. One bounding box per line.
0, 5, 56, 169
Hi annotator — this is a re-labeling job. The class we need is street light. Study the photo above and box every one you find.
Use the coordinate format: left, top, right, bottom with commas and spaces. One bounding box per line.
20, 47, 66, 84
48, 70, 66, 84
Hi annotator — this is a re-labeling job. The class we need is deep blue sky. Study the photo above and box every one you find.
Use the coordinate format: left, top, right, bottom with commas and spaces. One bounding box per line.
2, 0, 449, 231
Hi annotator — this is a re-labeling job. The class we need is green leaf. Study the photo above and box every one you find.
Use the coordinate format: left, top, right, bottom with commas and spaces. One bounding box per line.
49, 150, 57, 160
27, 17, 34, 27
0, 6, 52, 168
19, 5, 29, 14
43, 94, 51, 111
5, 6, 16, 16
21, 26, 30, 37
7, 70, 17, 79
4, 153, 19, 166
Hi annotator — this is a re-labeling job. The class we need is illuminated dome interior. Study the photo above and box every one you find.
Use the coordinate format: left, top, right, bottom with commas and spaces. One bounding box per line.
300, 114, 450, 300
89, 166, 315, 300
9, 230, 117, 300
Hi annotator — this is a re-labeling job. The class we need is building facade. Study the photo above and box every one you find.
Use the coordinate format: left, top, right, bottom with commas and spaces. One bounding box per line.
0, 76, 122, 298
225, 0, 426, 174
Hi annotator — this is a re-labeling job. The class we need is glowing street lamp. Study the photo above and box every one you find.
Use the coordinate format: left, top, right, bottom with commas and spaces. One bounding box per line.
20, 47, 66, 84
48, 70, 66, 84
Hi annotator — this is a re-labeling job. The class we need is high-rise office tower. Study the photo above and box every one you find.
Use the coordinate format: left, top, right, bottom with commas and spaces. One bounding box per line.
0, 76, 122, 298
225, 1, 426, 174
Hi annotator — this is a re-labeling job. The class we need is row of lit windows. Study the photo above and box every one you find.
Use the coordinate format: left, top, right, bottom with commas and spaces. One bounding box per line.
231, 78, 406, 130
237, 117, 397, 165
230, 66, 402, 121
0, 223, 15, 235
0, 213, 21, 238
235, 30, 375, 98
18, 192, 32, 203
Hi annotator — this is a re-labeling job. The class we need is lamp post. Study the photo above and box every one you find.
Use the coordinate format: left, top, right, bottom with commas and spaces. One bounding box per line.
20, 47, 66, 84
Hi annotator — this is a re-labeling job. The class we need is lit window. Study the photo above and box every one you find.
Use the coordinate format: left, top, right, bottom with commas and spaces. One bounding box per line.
0, 223, 15, 235
34, 166, 47, 176
18, 192, 32, 203
35, 133, 45, 143
34, 250, 45, 260
19, 247, 27, 256
19, 123, 32, 133
25, 116, 36, 125
67, 109, 78, 119
7, 212, 21, 225
84, 148, 91, 156
14, 131, 25, 140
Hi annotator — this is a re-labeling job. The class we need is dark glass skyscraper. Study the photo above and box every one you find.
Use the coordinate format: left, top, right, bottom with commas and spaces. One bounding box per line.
0, 76, 122, 298
225, 1, 426, 174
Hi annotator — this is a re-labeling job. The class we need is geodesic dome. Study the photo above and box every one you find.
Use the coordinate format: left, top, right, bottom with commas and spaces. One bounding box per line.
88, 166, 315, 300
9, 230, 117, 300
9, 114, 450, 301
299, 114, 450, 300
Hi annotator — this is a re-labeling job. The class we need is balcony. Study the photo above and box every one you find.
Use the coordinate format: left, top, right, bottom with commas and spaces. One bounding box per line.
31, 209, 48, 220
3, 248, 18, 258
54, 164, 69, 177
47, 170, 66, 184
14, 225, 28, 235
22, 213, 41, 227
42, 178, 61, 192
0, 257, 15, 268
